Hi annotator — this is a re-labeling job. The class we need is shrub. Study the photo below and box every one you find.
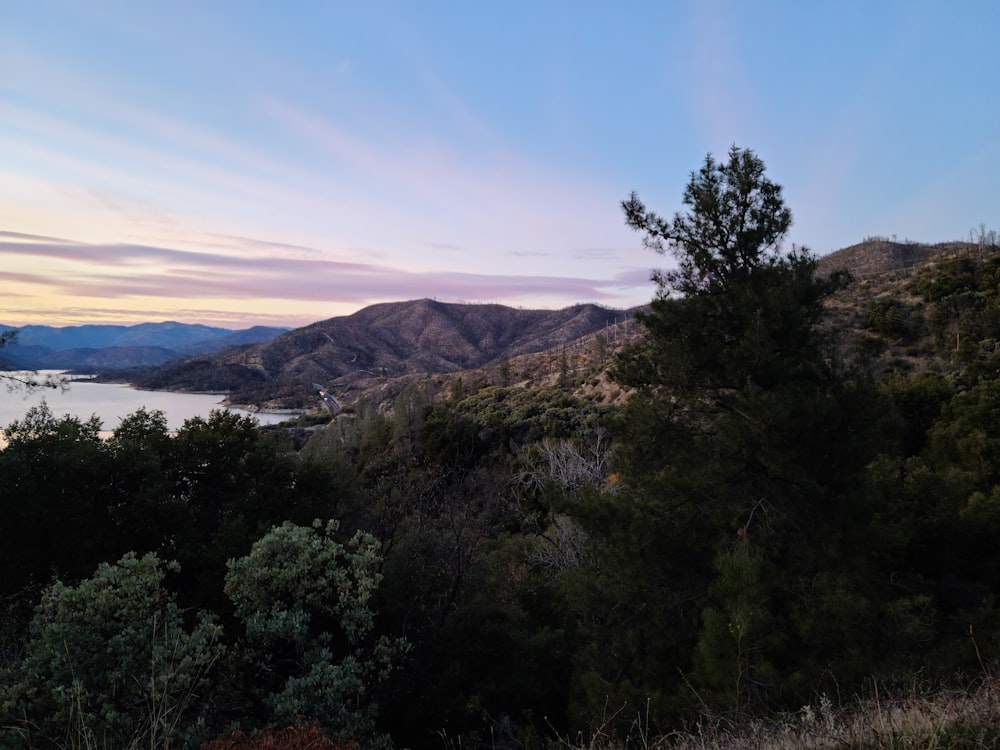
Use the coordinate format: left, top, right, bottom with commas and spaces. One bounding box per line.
1, 552, 223, 750
225, 520, 406, 740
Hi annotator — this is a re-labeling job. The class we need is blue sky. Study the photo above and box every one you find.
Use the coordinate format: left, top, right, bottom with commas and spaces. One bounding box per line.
2, 1, 998, 328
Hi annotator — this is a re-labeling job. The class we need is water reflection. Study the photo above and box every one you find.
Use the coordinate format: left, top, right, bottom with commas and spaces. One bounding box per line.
1, 371, 297, 431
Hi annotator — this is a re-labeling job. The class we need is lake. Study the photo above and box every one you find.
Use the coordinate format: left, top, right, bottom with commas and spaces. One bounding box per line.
0, 372, 297, 432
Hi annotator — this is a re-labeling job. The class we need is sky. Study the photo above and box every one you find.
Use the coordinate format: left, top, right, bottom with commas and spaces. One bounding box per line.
2, 1, 998, 329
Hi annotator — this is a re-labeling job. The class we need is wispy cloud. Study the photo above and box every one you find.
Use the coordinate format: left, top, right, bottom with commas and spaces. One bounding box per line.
0, 6, 690, 327
0, 231, 85, 244
1, 237, 651, 326
202, 234, 328, 258
572, 248, 618, 261
0, 304, 307, 328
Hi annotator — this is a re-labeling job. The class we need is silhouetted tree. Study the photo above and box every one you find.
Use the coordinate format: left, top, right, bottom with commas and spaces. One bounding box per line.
568, 147, 881, 721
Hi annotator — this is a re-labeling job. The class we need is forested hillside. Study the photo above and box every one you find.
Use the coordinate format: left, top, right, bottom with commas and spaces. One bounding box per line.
119, 299, 633, 410
3, 148, 1000, 749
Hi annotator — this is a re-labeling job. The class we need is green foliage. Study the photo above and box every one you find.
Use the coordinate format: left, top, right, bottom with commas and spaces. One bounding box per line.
918, 379, 1000, 597
0, 402, 358, 621
167, 410, 308, 612
880, 371, 954, 456
1, 552, 223, 750
225, 520, 405, 739
390, 382, 433, 449
590, 333, 608, 370
617, 149, 849, 403
10, 207, 1000, 748
927, 378, 1000, 494
911, 255, 979, 302
498, 355, 512, 387
867, 365, 1000, 676
568, 147, 883, 725
103, 408, 180, 557
909, 254, 1000, 374
692, 542, 784, 708
0, 404, 113, 597
297, 384, 602, 745
622, 145, 793, 298
426, 384, 614, 458
2, 401, 103, 447
862, 296, 921, 341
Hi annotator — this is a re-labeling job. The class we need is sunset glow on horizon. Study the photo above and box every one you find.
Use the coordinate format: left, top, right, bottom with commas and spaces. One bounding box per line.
3, 2, 998, 329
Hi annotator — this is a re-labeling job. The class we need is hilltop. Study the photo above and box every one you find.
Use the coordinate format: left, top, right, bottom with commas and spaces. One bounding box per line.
121, 299, 638, 410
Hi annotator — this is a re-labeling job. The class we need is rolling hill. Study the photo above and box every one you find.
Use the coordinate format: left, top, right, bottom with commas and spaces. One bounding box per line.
123, 299, 636, 409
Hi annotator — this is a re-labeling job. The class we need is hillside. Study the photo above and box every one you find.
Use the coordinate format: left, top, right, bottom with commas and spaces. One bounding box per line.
124, 299, 636, 409
426, 237, 999, 411
815, 238, 1000, 377
815, 238, 973, 281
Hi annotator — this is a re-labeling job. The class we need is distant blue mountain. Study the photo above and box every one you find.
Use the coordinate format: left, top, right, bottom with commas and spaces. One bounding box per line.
0, 321, 289, 371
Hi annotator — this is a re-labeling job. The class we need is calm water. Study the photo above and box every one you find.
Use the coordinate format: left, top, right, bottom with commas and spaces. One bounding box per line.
0, 372, 296, 432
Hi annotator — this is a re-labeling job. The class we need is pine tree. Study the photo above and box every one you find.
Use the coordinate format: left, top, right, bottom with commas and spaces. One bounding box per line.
567, 147, 880, 721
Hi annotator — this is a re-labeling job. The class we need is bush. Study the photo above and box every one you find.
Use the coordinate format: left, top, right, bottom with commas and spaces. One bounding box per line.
1, 552, 223, 750
225, 520, 406, 740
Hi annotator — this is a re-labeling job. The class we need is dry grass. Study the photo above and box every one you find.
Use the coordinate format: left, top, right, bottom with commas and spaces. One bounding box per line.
562, 673, 1000, 750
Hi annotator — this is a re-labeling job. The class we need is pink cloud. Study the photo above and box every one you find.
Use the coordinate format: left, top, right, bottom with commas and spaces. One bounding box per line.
2, 236, 652, 323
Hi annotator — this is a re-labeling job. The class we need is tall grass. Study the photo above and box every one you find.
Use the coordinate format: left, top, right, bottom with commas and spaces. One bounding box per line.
561, 671, 1000, 750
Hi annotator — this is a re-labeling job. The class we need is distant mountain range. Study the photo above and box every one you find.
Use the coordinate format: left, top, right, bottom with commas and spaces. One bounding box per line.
0, 322, 290, 370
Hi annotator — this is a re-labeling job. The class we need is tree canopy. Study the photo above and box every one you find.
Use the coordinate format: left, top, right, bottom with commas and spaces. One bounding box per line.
616, 147, 849, 401
622, 145, 792, 296
567, 147, 884, 717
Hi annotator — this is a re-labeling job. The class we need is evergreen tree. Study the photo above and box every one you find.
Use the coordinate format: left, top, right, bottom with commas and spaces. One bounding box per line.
568, 147, 880, 722
0, 404, 112, 597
